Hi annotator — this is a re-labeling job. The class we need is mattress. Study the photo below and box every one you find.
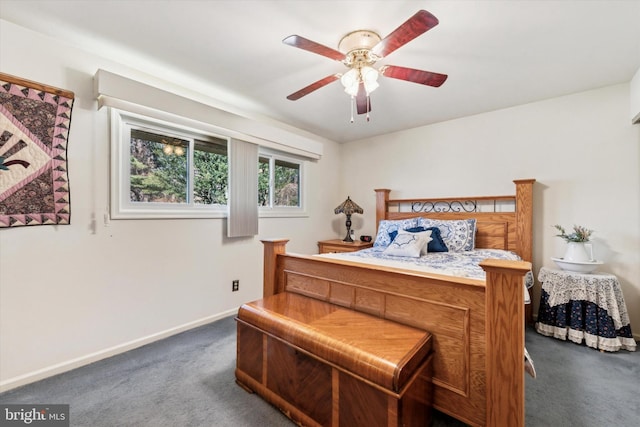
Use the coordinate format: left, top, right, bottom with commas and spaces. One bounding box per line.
316, 247, 534, 303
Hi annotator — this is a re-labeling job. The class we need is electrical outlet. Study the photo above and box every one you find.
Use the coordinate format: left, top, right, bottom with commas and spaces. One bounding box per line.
232, 280, 239, 292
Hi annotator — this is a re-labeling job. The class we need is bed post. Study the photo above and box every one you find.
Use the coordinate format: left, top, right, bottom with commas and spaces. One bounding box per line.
261, 238, 289, 297
481, 258, 530, 427
513, 179, 535, 263
374, 189, 391, 234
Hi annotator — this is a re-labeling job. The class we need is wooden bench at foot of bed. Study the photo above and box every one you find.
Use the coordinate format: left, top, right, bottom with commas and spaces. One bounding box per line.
236, 292, 434, 427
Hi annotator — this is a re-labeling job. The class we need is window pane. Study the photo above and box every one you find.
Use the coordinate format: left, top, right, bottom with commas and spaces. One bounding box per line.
258, 157, 270, 206
193, 138, 228, 205
130, 129, 188, 203
274, 159, 299, 207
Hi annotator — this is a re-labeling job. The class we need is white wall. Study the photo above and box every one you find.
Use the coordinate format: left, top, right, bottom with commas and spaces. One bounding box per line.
342, 84, 640, 338
0, 20, 342, 391
631, 67, 640, 123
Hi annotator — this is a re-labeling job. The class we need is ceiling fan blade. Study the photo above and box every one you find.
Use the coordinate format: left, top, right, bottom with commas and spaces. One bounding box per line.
380, 65, 448, 87
371, 10, 439, 58
286, 74, 341, 100
283, 35, 345, 61
355, 83, 371, 115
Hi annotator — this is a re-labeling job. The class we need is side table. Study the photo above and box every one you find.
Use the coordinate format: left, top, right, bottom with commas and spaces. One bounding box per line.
318, 239, 373, 254
535, 266, 636, 352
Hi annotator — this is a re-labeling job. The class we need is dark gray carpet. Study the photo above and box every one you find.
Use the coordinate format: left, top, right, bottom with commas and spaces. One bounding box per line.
1, 316, 638, 426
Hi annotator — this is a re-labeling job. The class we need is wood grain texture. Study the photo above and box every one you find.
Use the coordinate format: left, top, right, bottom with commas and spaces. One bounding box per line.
266, 337, 333, 424
286, 74, 340, 101
236, 293, 434, 427
261, 242, 531, 426
374, 179, 535, 325
257, 180, 535, 427
481, 259, 527, 427
374, 180, 535, 263
318, 239, 373, 254
0, 72, 75, 99
272, 254, 487, 424
282, 35, 345, 61
380, 65, 448, 87
236, 322, 263, 382
514, 179, 535, 263
372, 10, 439, 58
238, 293, 432, 392
261, 238, 289, 297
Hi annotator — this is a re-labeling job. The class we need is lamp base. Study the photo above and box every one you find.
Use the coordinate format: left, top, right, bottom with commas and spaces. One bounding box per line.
343, 214, 354, 242
343, 233, 354, 243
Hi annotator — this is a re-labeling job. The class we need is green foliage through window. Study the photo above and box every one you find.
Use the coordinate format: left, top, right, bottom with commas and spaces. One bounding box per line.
129, 128, 228, 205
258, 155, 300, 207
112, 109, 306, 219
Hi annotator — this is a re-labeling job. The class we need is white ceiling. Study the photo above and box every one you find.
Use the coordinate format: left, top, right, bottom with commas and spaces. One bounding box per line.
1, 0, 639, 143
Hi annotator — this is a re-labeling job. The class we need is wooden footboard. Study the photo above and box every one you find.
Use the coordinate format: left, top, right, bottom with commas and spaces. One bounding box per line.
261, 239, 530, 427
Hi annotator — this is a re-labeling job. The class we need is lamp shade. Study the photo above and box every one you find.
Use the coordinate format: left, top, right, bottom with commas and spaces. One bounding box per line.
341, 68, 360, 97
362, 66, 379, 95
341, 67, 380, 97
334, 196, 363, 216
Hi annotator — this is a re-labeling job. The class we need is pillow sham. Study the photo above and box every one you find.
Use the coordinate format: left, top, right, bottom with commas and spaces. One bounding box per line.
417, 218, 477, 252
388, 226, 448, 253
373, 218, 419, 247
383, 229, 432, 258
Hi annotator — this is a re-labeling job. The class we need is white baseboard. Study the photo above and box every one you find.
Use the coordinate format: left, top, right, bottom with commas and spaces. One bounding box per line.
0, 308, 238, 393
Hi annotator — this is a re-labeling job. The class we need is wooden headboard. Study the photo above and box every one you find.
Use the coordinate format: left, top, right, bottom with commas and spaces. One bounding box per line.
375, 179, 535, 262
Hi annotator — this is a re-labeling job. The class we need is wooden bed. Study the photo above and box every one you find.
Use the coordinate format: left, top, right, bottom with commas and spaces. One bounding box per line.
260, 179, 535, 427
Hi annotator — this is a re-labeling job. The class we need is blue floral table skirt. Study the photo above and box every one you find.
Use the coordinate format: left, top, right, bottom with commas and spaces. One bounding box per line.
535, 267, 636, 352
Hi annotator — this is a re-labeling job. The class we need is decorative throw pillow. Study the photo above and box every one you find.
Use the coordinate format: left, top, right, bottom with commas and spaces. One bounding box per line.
417, 218, 477, 252
389, 226, 448, 253
383, 229, 432, 257
373, 218, 419, 247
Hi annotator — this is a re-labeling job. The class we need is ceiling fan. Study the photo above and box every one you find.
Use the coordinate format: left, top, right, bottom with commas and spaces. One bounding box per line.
282, 10, 448, 119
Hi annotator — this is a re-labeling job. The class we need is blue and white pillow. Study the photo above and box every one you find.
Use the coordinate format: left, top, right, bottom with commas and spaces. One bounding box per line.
373, 218, 419, 247
417, 218, 477, 252
389, 226, 448, 253
383, 229, 432, 257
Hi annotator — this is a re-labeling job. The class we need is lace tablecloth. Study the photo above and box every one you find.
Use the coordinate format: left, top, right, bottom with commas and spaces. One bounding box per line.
535, 267, 636, 352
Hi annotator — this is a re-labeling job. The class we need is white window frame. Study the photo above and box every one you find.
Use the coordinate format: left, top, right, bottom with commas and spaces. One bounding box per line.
110, 108, 230, 219
110, 109, 309, 220
258, 148, 307, 218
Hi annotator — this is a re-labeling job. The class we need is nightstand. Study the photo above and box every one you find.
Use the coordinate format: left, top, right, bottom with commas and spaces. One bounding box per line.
535, 267, 636, 352
317, 239, 373, 254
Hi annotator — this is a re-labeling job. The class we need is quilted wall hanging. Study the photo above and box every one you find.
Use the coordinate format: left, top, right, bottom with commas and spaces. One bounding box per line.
0, 72, 75, 228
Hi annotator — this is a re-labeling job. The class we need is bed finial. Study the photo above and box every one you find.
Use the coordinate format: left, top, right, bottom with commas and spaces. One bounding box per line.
374, 189, 391, 234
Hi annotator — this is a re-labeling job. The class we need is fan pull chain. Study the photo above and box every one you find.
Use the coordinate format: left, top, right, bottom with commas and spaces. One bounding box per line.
350, 96, 355, 123
366, 95, 371, 122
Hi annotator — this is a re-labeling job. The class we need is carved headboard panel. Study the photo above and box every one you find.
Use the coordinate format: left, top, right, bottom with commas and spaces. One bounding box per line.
375, 179, 535, 262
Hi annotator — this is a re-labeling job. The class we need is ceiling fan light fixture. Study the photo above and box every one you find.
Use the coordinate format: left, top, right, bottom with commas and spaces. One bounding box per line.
361, 66, 379, 94
363, 80, 379, 95
338, 30, 381, 54
344, 84, 359, 97
341, 68, 360, 96
283, 9, 447, 120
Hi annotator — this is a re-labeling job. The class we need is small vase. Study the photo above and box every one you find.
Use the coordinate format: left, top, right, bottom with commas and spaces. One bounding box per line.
563, 242, 593, 262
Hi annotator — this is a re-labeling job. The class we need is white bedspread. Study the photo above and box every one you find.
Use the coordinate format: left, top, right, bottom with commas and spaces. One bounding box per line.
315, 247, 534, 303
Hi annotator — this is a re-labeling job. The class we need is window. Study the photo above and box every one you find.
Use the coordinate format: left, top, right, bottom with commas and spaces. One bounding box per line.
129, 129, 228, 205
110, 109, 307, 219
111, 110, 229, 219
259, 150, 305, 217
